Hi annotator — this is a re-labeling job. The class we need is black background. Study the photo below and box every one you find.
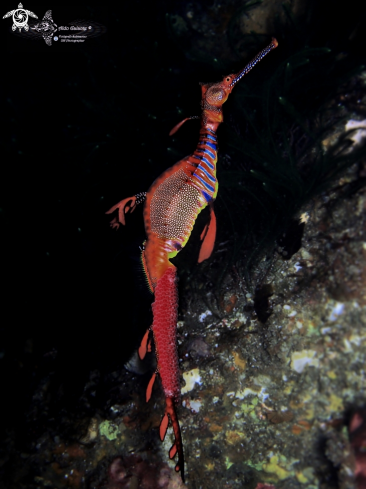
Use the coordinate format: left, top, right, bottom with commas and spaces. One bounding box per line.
1, 0, 366, 480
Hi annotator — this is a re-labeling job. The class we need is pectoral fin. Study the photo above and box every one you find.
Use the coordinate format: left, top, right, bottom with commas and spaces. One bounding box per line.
198, 203, 216, 263
105, 195, 137, 227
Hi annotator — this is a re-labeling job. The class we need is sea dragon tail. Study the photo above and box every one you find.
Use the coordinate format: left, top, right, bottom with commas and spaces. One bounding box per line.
146, 266, 185, 482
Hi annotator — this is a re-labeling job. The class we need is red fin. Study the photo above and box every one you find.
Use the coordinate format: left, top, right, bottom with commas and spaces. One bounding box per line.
169, 118, 190, 136
160, 412, 169, 441
105, 196, 137, 227
169, 443, 177, 459
200, 222, 209, 241
146, 372, 156, 403
198, 203, 216, 263
138, 330, 150, 360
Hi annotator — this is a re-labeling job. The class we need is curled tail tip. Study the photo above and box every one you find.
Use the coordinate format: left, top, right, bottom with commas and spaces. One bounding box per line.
176, 463, 185, 483
174, 452, 185, 483
163, 397, 185, 483
158, 398, 185, 482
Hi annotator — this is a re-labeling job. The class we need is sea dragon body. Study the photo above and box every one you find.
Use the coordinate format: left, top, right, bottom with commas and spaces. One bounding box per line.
106, 38, 278, 483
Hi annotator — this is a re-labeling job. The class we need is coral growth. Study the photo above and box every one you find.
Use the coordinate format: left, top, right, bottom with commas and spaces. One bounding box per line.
99, 455, 185, 489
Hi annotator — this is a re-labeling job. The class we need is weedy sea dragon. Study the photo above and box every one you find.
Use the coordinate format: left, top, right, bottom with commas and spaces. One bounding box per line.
106, 38, 278, 483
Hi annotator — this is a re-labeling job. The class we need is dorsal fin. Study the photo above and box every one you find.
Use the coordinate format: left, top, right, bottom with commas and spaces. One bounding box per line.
159, 412, 169, 441
146, 372, 156, 402
138, 329, 150, 360
169, 443, 178, 458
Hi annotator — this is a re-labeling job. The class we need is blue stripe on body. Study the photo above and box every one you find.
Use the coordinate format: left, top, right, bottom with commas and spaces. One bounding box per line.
199, 140, 217, 151
201, 157, 214, 170
206, 134, 217, 142
203, 148, 215, 159
205, 141, 217, 151
197, 163, 216, 183
193, 174, 215, 193
201, 190, 212, 202
196, 148, 215, 160
192, 152, 215, 170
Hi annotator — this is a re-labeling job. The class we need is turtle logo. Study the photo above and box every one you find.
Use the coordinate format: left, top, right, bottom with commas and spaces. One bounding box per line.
3, 2, 38, 32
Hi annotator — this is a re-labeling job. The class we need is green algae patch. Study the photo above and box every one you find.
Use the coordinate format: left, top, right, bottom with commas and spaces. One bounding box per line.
326, 393, 344, 413
305, 321, 320, 337
241, 403, 253, 414
296, 471, 309, 483
262, 455, 293, 480
99, 420, 120, 441
246, 460, 263, 471
225, 457, 234, 469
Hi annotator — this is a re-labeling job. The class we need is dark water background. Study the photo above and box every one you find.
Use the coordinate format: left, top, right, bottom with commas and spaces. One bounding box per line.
1, 1, 366, 486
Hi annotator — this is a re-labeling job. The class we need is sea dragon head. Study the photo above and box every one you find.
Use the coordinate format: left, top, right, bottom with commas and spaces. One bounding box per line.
200, 37, 278, 126
169, 38, 278, 136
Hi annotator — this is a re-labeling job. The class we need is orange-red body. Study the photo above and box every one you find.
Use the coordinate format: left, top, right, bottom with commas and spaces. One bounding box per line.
106, 38, 278, 483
